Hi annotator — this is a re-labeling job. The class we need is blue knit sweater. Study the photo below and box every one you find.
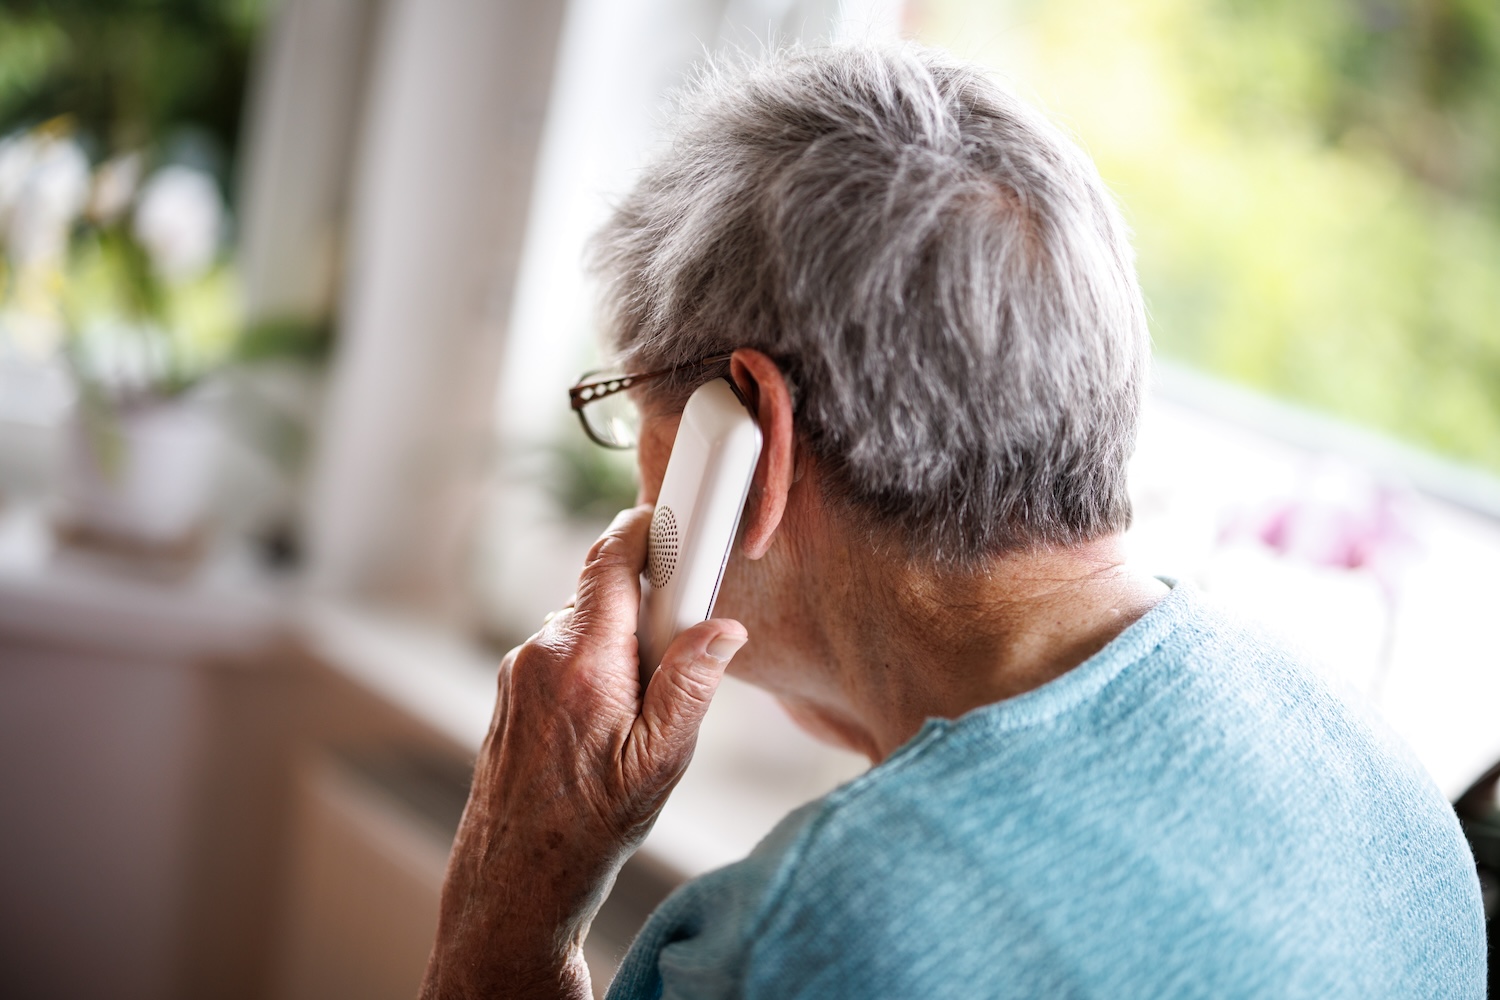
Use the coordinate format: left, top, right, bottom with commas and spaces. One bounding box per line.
606, 583, 1484, 999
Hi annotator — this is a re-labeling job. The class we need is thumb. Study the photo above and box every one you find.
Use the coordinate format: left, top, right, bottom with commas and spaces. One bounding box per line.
633, 620, 747, 777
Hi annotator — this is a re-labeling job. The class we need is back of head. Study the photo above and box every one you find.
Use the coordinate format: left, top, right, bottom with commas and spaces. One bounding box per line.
591, 44, 1149, 565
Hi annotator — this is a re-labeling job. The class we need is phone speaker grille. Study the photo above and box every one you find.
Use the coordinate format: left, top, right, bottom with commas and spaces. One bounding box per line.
647, 506, 679, 589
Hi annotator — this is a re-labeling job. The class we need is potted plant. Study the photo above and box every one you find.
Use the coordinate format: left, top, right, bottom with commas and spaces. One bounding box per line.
0, 121, 237, 556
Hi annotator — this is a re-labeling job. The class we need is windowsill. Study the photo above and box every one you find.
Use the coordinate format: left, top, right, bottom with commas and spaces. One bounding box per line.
5, 383, 1498, 879
0, 501, 288, 661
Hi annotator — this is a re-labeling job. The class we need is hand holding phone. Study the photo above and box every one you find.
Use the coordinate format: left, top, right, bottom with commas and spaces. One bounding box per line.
637, 378, 763, 683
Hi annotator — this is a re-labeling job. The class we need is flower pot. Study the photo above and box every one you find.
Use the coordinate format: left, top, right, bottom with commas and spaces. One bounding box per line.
57, 395, 218, 550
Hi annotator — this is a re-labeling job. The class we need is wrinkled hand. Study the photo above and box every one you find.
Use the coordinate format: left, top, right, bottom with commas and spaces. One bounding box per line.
421, 505, 747, 1000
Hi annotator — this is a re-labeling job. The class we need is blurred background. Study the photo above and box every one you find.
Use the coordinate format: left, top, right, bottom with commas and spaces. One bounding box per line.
0, 1, 1496, 998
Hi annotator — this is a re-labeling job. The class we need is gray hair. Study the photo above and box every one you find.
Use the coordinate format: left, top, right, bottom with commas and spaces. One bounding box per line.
589, 44, 1149, 565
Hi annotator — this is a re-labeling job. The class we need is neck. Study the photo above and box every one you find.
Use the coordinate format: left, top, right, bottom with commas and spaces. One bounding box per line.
771, 534, 1168, 763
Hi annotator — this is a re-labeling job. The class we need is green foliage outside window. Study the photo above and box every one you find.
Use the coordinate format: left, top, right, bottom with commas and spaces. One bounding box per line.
0, 0, 263, 164
915, 0, 1500, 473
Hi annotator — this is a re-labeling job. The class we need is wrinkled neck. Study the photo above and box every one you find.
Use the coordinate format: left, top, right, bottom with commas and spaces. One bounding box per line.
776, 534, 1169, 762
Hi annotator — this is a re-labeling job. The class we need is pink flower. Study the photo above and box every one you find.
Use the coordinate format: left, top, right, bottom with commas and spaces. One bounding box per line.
1221, 461, 1421, 603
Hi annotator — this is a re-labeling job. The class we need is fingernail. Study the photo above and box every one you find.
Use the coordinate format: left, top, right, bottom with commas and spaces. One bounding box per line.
706, 633, 747, 663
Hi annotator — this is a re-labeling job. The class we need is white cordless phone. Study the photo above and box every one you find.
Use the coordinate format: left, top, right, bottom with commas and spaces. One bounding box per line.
637, 378, 763, 684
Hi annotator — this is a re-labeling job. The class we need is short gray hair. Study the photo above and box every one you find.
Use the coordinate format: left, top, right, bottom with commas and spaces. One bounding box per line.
590, 44, 1148, 565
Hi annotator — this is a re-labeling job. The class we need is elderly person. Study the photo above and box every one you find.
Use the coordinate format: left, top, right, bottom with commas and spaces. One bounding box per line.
422, 45, 1482, 999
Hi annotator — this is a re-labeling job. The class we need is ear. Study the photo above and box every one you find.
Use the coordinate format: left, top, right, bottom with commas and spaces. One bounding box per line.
729, 348, 795, 560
